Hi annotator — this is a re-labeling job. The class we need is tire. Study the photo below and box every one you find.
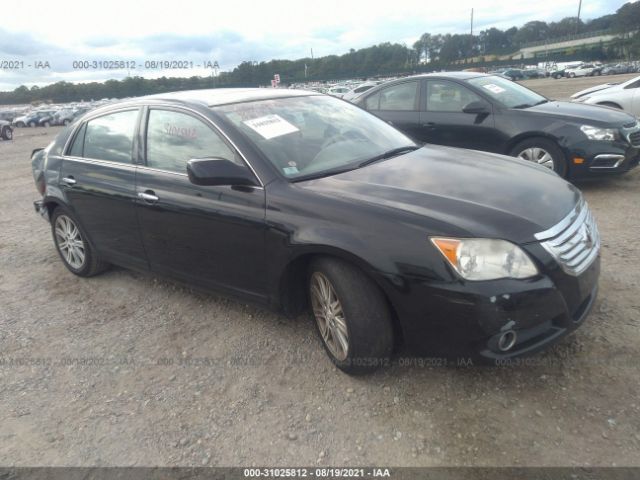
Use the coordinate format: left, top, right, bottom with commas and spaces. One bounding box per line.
595, 70, 601, 76
29, 121, 36, 128
50, 206, 109, 277
509, 137, 568, 178
1, 127, 11, 140
43, 121, 50, 127
598, 102, 622, 110
63, 119, 70, 126
569, 72, 576, 78
308, 257, 394, 375
15, 122, 25, 128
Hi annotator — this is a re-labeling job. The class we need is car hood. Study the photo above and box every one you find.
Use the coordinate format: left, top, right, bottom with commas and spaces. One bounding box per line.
521, 100, 635, 127
298, 145, 581, 244
571, 83, 618, 99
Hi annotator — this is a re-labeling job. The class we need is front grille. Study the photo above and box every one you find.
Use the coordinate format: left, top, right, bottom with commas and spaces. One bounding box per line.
534, 201, 600, 276
629, 131, 640, 147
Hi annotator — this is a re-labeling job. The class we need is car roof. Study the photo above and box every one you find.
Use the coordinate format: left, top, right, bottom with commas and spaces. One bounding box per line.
139, 88, 319, 107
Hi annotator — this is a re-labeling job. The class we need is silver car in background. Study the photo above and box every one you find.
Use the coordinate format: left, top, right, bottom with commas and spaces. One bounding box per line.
572, 75, 640, 117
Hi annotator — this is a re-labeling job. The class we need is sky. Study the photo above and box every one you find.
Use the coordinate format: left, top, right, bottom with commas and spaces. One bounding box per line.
0, 0, 632, 91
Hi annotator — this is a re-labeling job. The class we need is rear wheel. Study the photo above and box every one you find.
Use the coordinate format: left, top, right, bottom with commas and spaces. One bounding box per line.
29, 121, 36, 128
309, 257, 394, 375
43, 121, 50, 127
50, 206, 109, 277
510, 137, 567, 178
1, 126, 11, 140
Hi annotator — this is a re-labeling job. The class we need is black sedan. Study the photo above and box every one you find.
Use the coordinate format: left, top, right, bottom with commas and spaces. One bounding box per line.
32, 89, 600, 374
354, 72, 640, 179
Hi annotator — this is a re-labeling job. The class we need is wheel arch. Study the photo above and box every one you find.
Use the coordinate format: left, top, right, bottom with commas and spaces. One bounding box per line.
276, 247, 404, 348
504, 132, 562, 156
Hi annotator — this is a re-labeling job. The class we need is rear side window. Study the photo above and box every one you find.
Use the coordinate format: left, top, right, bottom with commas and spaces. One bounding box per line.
83, 110, 138, 163
145, 109, 237, 173
68, 123, 86, 157
365, 92, 381, 110
378, 81, 419, 111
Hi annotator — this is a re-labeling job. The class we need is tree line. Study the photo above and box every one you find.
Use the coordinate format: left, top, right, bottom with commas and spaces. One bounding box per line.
1, 2, 639, 106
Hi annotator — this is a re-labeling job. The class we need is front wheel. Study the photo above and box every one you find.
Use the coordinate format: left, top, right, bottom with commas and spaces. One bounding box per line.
309, 257, 394, 375
510, 137, 568, 178
51, 206, 109, 277
1, 126, 12, 140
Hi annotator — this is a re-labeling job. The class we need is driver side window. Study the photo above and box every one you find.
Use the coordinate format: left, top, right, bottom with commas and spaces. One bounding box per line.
146, 109, 239, 173
426, 80, 482, 113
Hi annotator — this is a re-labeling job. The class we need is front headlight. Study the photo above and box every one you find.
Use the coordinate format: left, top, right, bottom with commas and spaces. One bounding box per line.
431, 238, 538, 281
580, 125, 618, 141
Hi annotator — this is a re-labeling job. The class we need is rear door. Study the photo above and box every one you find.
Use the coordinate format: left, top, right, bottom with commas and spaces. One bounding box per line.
135, 107, 267, 300
60, 108, 147, 269
420, 79, 501, 153
362, 80, 425, 142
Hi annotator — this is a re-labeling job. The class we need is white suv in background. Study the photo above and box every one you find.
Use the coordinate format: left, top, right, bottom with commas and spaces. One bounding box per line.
565, 63, 600, 78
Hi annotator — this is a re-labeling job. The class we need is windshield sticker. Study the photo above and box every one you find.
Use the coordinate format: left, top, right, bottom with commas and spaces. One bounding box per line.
283, 166, 299, 175
243, 114, 299, 139
482, 84, 506, 94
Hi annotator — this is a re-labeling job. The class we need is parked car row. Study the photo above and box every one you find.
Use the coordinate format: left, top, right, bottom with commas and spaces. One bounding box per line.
12, 106, 91, 128
31, 86, 606, 373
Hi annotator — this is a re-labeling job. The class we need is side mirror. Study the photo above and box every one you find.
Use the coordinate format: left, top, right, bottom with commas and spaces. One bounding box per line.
186, 157, 259, 187
462, 101, 491, 114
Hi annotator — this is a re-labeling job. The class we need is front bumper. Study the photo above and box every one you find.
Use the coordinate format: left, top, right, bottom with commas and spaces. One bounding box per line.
566, 139, 639, 178
387, 255, 600, 361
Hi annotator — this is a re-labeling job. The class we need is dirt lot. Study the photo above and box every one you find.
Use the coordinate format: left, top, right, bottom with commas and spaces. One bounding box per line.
1, 86, 639, 467
521, 72, 639, 100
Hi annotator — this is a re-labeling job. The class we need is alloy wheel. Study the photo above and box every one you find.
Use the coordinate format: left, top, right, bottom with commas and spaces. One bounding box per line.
310, 271, 349, 361
517, 147, 555, 170
54, 215, 86, 269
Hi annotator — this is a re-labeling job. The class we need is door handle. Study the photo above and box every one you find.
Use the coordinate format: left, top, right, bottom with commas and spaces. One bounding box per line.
422, 122, 436, 128
138, 190, 159, 203
62, 176, 76, 186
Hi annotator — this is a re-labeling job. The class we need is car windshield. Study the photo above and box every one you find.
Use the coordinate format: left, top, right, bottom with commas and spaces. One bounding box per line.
215, 95, 416, 181
466, 75, 548, 109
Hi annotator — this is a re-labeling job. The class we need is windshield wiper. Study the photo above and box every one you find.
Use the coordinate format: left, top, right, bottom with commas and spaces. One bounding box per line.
358, 145, 419, 168
533, 99, 549, 106
512, 103, 533, 109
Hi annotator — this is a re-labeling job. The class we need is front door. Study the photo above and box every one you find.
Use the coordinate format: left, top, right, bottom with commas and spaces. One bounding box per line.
135, 107, 267, 300
421, 79, 501, 153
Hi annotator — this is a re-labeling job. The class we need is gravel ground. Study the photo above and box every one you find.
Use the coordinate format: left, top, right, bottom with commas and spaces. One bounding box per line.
520, 72, 639, 100
1, 86, 639, 468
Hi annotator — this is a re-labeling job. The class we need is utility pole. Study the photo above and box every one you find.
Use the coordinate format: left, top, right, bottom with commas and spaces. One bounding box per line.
470, 8, 474, 61
576, 0, 582, 34
311, 48, 314, 60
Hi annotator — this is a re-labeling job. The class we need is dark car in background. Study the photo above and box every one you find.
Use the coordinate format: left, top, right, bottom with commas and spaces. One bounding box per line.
355, 72, 640, 179
0, 120, 12, 140
495, 68, 525, 81
31, 88, 600, 374
602, 63, 635, 75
